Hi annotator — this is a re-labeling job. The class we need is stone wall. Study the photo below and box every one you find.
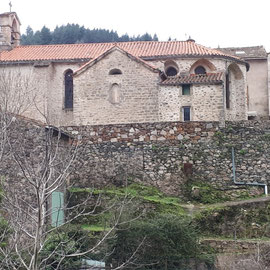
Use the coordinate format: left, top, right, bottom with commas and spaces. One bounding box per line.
151, 58, 247, 123
225, 63, 247, 121
268, 54, 270, 117
159, 84, 224, 122
0, 63, 77, 126
73, 49, 160, 125
1, 117, 269, 197
246, 59, 269, 117
66, 120, 270, 195
0, 52, 248, 127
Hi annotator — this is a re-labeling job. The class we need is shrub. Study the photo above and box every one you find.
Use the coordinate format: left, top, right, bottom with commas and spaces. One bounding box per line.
40, 224, 105, 270
109, 214, 214, 269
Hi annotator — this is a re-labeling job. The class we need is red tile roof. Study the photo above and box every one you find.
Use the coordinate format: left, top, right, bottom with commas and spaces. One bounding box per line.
160, 73, 224, 85
0, 41, 241, 63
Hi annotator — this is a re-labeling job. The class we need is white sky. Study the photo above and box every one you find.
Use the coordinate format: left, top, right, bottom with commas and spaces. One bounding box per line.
1, 0, 270, 52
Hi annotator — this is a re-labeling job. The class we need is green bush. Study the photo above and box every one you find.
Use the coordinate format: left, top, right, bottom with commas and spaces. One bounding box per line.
40, 225, 105, 270
109, 214, 214, 269
186, 181, 230, 204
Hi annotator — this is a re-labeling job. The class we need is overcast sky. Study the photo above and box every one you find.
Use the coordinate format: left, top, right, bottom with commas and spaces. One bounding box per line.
0, 0, 269, 52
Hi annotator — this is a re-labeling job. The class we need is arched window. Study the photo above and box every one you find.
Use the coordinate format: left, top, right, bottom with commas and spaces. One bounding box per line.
11, 20, 17, 44
166, 67, 178, 76
225, 72, 230, 109
226, 63, 244, 110
164, 60, 179, 77
109, 69, 122, 75
64, 70, 73, 109
109, 83, 120, 104
194, 66, 206, 75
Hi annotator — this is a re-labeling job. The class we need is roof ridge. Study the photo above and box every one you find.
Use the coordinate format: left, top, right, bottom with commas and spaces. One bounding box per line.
17, 40, 191, 48
0, 41, 246, 63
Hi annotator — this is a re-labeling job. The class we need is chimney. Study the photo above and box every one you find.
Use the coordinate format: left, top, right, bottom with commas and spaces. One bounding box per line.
187, 36, 195, 43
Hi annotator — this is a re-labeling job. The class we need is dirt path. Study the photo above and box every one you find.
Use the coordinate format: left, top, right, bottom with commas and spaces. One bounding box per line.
181, 195, 270, 215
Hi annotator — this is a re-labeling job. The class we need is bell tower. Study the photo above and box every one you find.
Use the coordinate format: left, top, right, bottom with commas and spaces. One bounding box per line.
0, 12, 21, 51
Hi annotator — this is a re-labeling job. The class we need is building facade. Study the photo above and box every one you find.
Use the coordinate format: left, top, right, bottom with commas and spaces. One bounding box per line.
0, 12, 249, 126
219, 46, 269, 119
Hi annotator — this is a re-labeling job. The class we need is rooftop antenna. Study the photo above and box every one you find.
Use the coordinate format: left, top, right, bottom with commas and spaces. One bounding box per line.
9, 1, 12, 12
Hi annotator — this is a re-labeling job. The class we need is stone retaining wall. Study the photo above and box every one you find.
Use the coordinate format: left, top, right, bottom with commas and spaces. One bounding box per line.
65, 120, 270, 195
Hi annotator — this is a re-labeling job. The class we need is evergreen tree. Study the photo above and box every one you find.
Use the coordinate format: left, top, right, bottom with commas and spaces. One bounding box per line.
40, 26, 52, 45
21, 24, 160, 45
21, 26, 35, 45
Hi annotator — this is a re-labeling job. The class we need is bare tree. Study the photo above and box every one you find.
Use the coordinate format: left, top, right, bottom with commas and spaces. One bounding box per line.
0, 116, 143, 270
0, 68, 142, 269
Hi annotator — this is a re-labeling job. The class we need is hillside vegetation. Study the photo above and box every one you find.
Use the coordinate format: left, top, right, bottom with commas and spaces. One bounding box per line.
21, 25, 159, 45
65, 182, 270, 269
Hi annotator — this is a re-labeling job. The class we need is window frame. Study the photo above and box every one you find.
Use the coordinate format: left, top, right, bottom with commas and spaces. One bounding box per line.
194, 66, 206, 75
64, 69, 73, 110
165, 66, 178, 77
182, 106, 191, 121
225, 72, 230, 109
182, 84, 191, 95
109, 83, 121, 104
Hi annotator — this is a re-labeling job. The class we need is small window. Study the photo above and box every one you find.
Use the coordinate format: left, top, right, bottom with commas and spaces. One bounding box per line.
166, 66, 178, 77
64, 70, 73, 109
195, 66, 206, 75
182, 84, 191, 95
183, 107, 191, 121
109, 69, 122, 75
226, 73, 230, 109
109, 83, 120, 104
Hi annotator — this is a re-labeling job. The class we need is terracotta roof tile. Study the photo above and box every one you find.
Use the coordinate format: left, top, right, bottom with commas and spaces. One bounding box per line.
0, 41, 241, 63
160, 73, 224, 85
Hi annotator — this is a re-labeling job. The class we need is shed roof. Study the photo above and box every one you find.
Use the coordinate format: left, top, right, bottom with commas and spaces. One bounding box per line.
160, 73, 223, 85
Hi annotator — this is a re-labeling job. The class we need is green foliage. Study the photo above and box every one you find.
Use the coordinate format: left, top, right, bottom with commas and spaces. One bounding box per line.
21, 24, 159, 45
81, 224, 110, 232
0, 217, 11, 248
194, 202, 270, 239
239, 149, 247, 155
109, 214, 215, 269
263, 134, 270, 141
213, 131, 225, 145
68, 183, 185, 226
185, 181, 230, 204
0, 186, 3, 205
40, 225, 104, 270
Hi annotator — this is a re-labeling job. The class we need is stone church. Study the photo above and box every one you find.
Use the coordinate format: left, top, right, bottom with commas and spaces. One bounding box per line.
0, 11, 249, 127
